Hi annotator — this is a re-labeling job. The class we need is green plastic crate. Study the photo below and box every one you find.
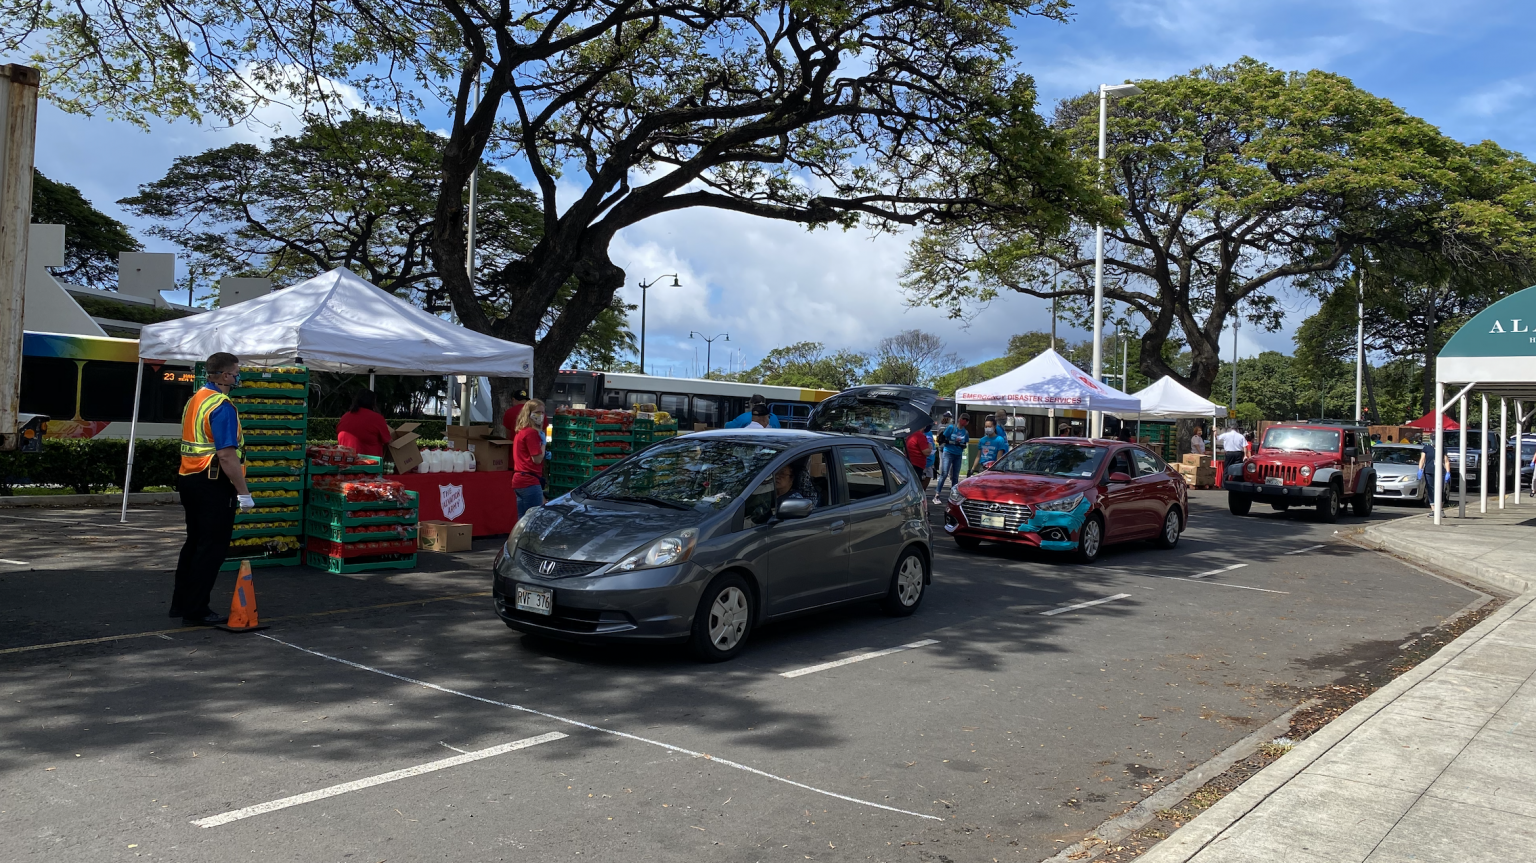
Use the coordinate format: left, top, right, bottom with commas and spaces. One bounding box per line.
233, 400, 309, 415
553, 414, 595, 428
595, 423, 627, 431
552, 437, 593, 452
243, 431, 307, 446
548, 464, 590, 483
552, 426, 595, 443
231, 384, 308, 399
231, 522, 303, 539
549, 449, 594, 464
240, 367, 310, 383
307, 503, 418, 526
220, 553, 302, 571
248, 492, 303, 506
234, 505, 303, 522
309, 488, 419, 512
246, 461, 307, 477
308, 462, 384, 475
305, 520, 417, 543
305, 551, 417, 573
245, 476, 304, 491
247, 445, 306, 460
240, 417, 307, 430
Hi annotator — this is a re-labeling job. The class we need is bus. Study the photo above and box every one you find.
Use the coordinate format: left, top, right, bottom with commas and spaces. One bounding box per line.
19, 331, 195, 439
551, 370, 836, 429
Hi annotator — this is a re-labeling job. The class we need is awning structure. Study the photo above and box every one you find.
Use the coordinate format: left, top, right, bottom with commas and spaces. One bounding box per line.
1110, 376, 1226, 420
1432, 283, 1536, 524
955, 348, 1141, 414
1403, 411, 1459, 431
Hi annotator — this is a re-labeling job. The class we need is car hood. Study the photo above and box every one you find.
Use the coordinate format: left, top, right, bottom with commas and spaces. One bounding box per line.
957, 472, 1092, 503
515, 497, 711, 562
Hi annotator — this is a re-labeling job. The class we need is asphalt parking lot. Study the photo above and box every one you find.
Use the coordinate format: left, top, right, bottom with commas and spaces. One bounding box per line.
0, 491, 1485, 862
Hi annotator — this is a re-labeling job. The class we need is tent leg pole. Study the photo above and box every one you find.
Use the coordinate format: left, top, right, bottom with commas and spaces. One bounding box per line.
1481, 394, 1488, 514
1518, 400, 1524, 506
1434, 382, 1444, 525
1500, 398, 1507, 509
120, 359, 145, 524
1459, 394, 1467, 519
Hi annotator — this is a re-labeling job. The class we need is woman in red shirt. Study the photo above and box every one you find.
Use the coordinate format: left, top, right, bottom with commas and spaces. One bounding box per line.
336, 390, 393, 458
511, 399, 546, 520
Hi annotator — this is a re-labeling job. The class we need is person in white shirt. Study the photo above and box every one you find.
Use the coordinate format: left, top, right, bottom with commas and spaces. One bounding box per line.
1217, 425, 1247, 472
744, 403, 771, 429
1190, 426, 1206, 455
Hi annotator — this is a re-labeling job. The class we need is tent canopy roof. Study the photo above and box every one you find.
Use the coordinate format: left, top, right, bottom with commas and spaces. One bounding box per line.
137, 268, 534, 378
1437, 283, 1536, 400
955, 348, 1140, 413
1110, 376, 1226, 420
1404, 411, 1460, 431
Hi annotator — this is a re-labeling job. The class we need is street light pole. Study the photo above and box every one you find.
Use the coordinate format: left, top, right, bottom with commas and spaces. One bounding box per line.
1091, 82, 1142, 438
689, 332, 730, 376
637, 274, 680, 374
1355, 268, 1365, 422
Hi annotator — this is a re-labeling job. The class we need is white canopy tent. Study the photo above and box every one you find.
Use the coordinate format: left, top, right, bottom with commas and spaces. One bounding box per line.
1112, 376, 1228, 420
956, 348, 1141, 416
123, 268, 535, 519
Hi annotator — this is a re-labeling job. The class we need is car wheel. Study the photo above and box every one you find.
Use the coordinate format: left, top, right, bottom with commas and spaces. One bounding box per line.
1351, 488, 1374, 516
953, 535, 982, 551
1154, 506, 1181, 549
1316, 485, 1340, 522
882, 548, 928, 616
1072, 514, 1103, 564
688, 574, 754, 662
1228, 493, 1252, 516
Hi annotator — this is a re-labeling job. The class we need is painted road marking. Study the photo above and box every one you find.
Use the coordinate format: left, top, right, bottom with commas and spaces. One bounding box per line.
259, 633, 945, 822
1190, 563, 1248, 579
1145, 576, 1288, 594
0, 558, 30, 565
780, 639, 940, 678
1040, 593, 1133, 616
192, 732, 566, 827
1285, 544, 1326, 555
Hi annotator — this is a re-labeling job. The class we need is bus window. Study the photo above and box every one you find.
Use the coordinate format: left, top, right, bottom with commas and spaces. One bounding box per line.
659, 393, 689, 424
603, 389, 626, 408
693, 396, 719, 428
626, 392, 658, 410
81, 360, 139, 421
20, 356, 79, 420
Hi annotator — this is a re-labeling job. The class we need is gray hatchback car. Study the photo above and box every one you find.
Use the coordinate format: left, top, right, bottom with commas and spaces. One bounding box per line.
492, 430, 932, 661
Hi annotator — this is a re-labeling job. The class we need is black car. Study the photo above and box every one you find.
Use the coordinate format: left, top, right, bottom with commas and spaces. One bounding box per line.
1442, 429, 1518, 490
493, 430, 932, 661
806, 385, 941, 449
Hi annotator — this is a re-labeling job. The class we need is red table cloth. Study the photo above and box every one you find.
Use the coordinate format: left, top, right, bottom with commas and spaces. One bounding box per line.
388, 470, 519, 537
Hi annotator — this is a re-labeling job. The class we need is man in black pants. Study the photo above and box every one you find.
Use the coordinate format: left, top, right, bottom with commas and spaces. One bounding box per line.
170, 352, 255, 625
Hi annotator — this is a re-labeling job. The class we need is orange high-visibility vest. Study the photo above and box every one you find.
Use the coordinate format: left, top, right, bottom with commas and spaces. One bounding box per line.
179, 387, 244, 475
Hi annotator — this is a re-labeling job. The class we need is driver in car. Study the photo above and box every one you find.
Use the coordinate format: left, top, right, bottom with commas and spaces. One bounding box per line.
773, 462, 818, 508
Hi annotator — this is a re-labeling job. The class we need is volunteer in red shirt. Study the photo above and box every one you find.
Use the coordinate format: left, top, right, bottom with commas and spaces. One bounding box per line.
905, 420, 934, 491
336, 390, 393, 457
511, 398, 547, 520
499, 387, 530, 438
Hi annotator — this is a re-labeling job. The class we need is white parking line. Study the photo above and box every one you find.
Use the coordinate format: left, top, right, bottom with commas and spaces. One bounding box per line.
192, 732, 567, 827
257, 633, 944, 822
1040, 593, 1133, 616
0, 558, 29, 565
1190, 563, 1247, 579
1145, 576, 1288, 594
1285, 544, 1326, 555
780, 639, 940, 678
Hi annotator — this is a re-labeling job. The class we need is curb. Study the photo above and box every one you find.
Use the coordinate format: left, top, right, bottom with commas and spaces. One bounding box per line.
0, 492, 179, 508
1135, 519, 1534, 863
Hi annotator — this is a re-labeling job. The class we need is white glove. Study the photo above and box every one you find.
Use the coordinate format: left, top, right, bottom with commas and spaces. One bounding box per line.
237, 494, 256, 510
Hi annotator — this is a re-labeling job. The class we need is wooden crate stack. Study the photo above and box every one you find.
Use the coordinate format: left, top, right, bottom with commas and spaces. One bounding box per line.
1178, 454, 1216, 489
221, 364, 310, 569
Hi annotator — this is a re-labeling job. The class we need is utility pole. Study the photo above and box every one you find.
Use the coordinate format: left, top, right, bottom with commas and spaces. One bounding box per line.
1355, 267, 1365, 422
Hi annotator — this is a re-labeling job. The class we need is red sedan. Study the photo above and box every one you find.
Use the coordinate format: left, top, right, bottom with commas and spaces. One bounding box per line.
944, 438, 1189, 563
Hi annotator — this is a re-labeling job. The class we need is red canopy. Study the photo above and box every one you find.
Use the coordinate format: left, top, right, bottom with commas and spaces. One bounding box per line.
1404, 411, 1459, 431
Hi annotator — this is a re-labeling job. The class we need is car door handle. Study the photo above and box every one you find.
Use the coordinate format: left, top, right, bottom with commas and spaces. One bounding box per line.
829, 520, 846, 532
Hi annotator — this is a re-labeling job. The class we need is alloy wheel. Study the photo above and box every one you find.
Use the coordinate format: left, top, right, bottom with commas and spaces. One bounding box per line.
895, 555, 924, 606
1081, 519, 1102, 558
707, 587, 750, 651
1164, 510, 1179, 543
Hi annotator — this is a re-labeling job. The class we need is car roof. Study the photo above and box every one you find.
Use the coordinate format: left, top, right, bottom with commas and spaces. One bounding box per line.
680, 429, 843, 443
1264, 423, 1360, 431
1376, 442, 1424, 449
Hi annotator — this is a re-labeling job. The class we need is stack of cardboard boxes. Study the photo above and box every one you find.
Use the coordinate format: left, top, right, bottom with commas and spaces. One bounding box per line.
1178, 454, 1216, 489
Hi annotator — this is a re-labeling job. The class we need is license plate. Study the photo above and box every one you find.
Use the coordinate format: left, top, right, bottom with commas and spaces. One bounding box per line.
515, 584, 553, 616
980, 513, 1006, 529
1265, 477, 1284, 487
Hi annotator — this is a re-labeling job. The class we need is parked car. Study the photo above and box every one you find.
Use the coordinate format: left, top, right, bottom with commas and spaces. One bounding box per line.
1370, 443, 1432, 506
1442, 429, 1518, 490
943, 438, 1188, 564
806, 385, 940, 451
1224, 422, 1376, 522
492, 430, 931, 661
1518, 436, 1536, 495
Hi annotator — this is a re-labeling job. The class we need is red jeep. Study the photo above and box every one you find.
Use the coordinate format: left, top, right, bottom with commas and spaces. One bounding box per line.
1223, 422, 1377, 522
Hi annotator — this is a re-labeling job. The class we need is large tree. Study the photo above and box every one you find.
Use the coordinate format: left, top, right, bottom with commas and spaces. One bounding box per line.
864, 330, 961, 388
30, 170, 142, 288
11, 0, 1107, 406
905, 58, 1536, 398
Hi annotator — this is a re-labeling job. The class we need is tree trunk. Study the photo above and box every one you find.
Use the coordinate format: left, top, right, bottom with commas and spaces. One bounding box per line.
1363, 359, 1380, 424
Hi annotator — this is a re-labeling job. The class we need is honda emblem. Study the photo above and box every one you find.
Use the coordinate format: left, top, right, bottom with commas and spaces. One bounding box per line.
538, 559, 557, 576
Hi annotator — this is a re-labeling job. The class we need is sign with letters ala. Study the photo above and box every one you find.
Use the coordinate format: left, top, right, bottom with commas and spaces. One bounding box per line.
1442, 284, 1536, 358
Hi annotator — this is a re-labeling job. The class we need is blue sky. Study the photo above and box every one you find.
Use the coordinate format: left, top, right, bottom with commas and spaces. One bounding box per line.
25, 0, 1536, 375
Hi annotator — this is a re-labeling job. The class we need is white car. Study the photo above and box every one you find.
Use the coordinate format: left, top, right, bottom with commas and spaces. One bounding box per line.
1371, 443, 1431, 506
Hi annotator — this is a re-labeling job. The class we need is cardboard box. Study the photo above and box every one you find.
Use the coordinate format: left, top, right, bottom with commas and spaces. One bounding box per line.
1182, 454, 1212, 468
388, 422, 423, 474
446, 425, 513, 471
1178, 465, 1216, 485
418, 520, 472, 553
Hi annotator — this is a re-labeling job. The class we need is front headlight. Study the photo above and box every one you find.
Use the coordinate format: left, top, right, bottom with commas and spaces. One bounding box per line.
1035, 492, 1085, 513
1245, 461, 1257, 474
949, 485, 964, 504
611, 528, 699, 572
1300, 465, 1312, 478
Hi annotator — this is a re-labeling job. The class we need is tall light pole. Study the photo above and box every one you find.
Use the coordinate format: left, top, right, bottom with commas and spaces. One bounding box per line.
1092, 82, 1142, 438
690, 332, 730, 376
1355, 266, 1366, 422
1230, 308, 1240, 420
637, 274, 680, 374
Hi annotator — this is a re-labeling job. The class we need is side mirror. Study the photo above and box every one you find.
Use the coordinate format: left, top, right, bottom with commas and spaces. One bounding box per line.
1107, 471, 1133, 484
775, 498, 814, 520
1344, 446, 1359, 459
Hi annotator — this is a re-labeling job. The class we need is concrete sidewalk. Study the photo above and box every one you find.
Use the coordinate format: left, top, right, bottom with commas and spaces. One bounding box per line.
1139, 499, 1536, 863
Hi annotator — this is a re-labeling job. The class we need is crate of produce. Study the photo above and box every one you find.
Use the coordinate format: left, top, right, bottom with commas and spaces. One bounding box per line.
245, 443, 306, 459
240, 365, 310, 383
221, 553, 302, 571
549, 448, 594, 464
233, 399, 309, 415
548, 462, 591, 483
306, 535, 417, 557
240, 416, 308, 430
227, 534, 303, 556
248, 490, 303, 506
594, 423, 629, 432
235, 504, 302, 522
553, 413, 595, 428
594, 441, 631, 455
551, 436, 593, 452
305, 520, 418, 543
552, 425, 595, 443
243, 429, 308, 445
309, 486, 418, 512
307, 461, 384, 475
246, 459, 307, 476
305, 551, 417, 574
231, 382, 308, 398
246, 476, 304, 491
307, 503, 418, 527
232, 521, 304, 539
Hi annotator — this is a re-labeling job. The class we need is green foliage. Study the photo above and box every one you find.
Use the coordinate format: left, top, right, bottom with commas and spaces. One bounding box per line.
0, 439, 179, 494
30, 169, 142, 288
736, 342, 870, 391
72, 294, 195, 325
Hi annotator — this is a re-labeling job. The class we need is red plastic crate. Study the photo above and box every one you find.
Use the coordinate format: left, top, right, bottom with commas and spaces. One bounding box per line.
305, 536, 417, 558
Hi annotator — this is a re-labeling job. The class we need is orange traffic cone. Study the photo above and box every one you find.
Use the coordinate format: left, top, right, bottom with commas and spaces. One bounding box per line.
217, 561, 268, 632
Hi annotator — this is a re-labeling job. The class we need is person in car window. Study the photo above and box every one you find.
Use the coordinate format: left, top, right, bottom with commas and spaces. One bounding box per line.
971, 417, 1009, 474
773, 463, 816, 509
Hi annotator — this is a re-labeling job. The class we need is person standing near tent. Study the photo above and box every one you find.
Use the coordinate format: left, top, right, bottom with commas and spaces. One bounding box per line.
1216, 424, 1246, 474
499, 387, 531, 438
970, 416, 1008, 475
933, 412, 970, 503
1191, 425, 1207, 455
336, 390, 392, 457
905, 421, 934, 491
170, 352, 254, 626
511, 399, 547, 520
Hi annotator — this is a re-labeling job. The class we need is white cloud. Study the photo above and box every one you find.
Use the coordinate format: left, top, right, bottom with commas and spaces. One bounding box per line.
1458, 77, 1535, 118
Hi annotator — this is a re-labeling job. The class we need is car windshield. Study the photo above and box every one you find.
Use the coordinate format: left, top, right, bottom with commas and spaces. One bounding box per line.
1261, 428, 1340, 453
1522, 443, 1536, 462
808, 397, 924, 437
1375, 447, 1421, 465
990, 442, 1108, 478
579, 438, 787, 510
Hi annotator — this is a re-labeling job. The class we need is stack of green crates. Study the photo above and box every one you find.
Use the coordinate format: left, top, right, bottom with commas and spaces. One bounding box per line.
305, 489, 420, 573
548, 414, 595, 497
593, 420, 633, 472
1140, 422, 1176, 463
223, 364, 310, 569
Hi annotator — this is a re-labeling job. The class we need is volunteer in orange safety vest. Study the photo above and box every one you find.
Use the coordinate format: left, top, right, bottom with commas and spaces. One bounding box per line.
169, 352, 254, 626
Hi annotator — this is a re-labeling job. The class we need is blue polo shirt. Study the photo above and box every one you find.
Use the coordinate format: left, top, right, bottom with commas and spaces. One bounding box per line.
941, 424, 969, 456
202, 384, 241, 450
977, 432, 1008, 466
